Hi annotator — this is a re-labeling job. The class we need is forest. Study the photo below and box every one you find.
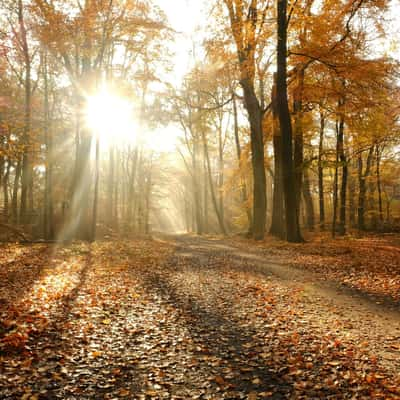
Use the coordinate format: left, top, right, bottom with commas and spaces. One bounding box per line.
1, 0, 400, 399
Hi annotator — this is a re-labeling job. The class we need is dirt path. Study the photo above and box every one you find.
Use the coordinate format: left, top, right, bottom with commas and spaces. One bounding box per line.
169, 235, 400, 375
0, 237, 399, 399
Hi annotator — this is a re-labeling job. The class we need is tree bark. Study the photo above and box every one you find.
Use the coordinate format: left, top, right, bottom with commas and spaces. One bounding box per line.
337, 102, 347, 236
276, 0, 302, 242
269, 76, 285, 238
233, 94, 252, 232
240, 79, 267, 240
201, 130, 227, 235
145, 158, 153, 235
376, 146, 384, 224
108, 146, 115, 228
348, 159, 357, 228
302, 167, 315, 231
12, 158, 22, 224
358, 146, 374, 231
293, 68, 304, 222
3, 160, 10, 220
192, 138, 203, 235
203, 144, 209, 233
91, 137, 100, 241
43, 52, 54, 240
318, 111, 325, 229
127, 147, 139, 230
218, 123, 224, 226
18, 0, 33, 225
114, 149, 120, 231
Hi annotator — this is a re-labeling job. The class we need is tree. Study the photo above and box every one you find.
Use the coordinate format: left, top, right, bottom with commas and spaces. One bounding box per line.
222, 0, 269, 240
276, 0, 302, 242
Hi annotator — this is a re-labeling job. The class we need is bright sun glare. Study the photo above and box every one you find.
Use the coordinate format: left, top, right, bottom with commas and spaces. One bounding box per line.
86, 90, 181, 153
86, 91, 137, 146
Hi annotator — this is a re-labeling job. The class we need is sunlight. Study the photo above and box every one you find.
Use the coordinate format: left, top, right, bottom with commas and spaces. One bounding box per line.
85, 90, 137, 146
85, 91, 180, 153
143, 126, 181, 153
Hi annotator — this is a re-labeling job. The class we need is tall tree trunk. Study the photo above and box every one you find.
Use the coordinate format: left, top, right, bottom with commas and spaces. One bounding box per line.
43, 52, 54, 240
69, 94, 81, 202
337, 101, 347, 236
114, 149, 120, 232
127, 147, 139, 230
18, 0, 33, 225
233, 94, 252, 231
302, 167, 315, 231
203, 144, 209, 233
240, 80, 267, 240
132, 148, 143, 233
201, 130, 227, 235
348, 159, 357, 228
12, 158, 22, 224
358, 146, 374, 231
67, 0, 95, 241
3, 160, 10, 220
367, 155, 377, 229
293, 68, 304, 222
376, 146, 384, 224
318, 111, 325, 229
108, 146, 115, 228
192, 138, 203, 235
269, 75, 285, 238
276, 0, 302, 243
144, 159, 153, 235
72, 125, 92, 240
0, 154, 4, 199
184, 193, 190, 233
91, 137, 100, 241
332, 122, 339, 237
218, 124, 224, 226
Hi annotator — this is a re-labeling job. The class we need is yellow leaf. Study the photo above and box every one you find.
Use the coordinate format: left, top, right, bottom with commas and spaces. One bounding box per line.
119, 389, 130, 397
214, 375, 226, 386
102, 319, 111, 325
328, 360, 341, 366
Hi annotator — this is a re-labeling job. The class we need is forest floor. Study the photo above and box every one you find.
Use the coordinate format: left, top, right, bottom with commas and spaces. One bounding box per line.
0, 234, 399, 399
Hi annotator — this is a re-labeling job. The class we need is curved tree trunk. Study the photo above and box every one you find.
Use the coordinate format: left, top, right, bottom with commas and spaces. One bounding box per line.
241, 80, 267, 240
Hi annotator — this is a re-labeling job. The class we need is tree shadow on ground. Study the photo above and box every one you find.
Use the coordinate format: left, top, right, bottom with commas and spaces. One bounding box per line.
138, 238, 391, 399
140, 258, 292, 398
0, 245, 52, 311
19, 248, 149, 400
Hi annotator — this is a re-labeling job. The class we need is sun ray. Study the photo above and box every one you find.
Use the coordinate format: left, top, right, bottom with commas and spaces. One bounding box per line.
85, 90, 137, 147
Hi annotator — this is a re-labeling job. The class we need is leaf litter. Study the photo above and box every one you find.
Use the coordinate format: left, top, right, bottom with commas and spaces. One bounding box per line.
0, 236, 399, 399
